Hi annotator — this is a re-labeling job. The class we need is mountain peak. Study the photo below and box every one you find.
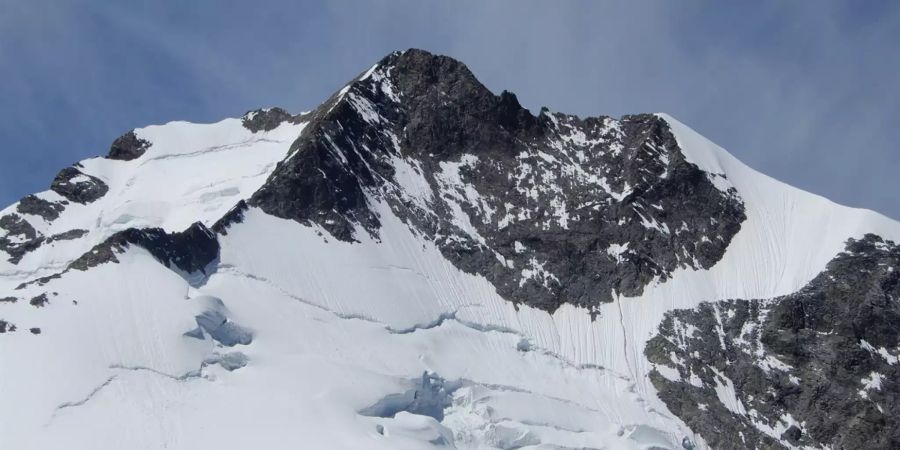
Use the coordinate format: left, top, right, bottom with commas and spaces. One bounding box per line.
246, 49, 747, 311
4, 49, 900, 450
373, 48, 487, 96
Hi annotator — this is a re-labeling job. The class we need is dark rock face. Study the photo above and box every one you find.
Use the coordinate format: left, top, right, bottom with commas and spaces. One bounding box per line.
0, 213, 38, 241
107, 130, 150, 161
211, 200, 249, 235
646, 234, 900, 450
0, 213, 88, 264
47, 229, 88, 243
0, 297, 16, 303
139, 222, 220, 275
0, 320, 14, 333
29, 327, 41, 335
70, 222, 219, 275
1, 200, 92, 263
16, 195, 65, 221
250, 49, 745, 311
50, 167, 109, 204
0, 168, 100, 263
20, 222, 219, 289
30, 293, 49, 308
0, 213, 44, 264
241, 107, 296, 133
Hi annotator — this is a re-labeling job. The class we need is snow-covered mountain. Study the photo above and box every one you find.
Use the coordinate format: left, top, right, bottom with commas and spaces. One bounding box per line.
1, 49, 898, 450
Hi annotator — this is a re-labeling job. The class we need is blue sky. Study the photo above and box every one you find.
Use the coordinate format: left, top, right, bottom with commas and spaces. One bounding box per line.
1, 1, 898, 219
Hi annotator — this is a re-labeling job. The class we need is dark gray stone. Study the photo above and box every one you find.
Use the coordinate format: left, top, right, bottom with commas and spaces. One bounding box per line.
241, 107, 296, 133
249, 49, 745, 311
30, 293, 49, 308
211, 200, 248, 235
0, 209, 88, 265
646, 234, 900, 450
0, 320, 14, 333
46, 229, 88, 243
107, 130, 150, 160
18, 222, 219, 289
68, 222, 219, 275
50, 167, 108, 204
16, 195, 65, 221
0, 213, 44, 264
0, 213, 36, 240
781, 425, 802, 445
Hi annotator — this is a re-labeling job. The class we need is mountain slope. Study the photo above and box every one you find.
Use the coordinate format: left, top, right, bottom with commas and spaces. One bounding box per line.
647, 234, 900, 449
1, 49, 898, 450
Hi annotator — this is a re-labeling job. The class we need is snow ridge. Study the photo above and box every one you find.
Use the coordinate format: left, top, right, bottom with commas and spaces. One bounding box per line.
1, 49, 899, 450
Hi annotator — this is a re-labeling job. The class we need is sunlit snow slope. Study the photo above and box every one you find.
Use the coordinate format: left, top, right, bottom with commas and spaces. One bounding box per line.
1, 50, 898, 450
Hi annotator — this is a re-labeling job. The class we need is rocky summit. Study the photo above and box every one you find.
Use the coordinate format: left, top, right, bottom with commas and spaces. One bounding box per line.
0, 49, 897, 450
249, 50, 746, 311
647, 234, 900, 449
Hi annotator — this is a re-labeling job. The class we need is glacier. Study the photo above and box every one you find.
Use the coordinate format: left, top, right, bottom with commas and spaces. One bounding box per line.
1, 49, 898, 450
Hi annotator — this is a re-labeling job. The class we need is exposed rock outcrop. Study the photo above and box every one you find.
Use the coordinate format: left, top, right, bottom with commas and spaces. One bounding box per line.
250, 49, 746, 311
241, 107, 299, 133
647, 234, 900, 449
107, 130, 150, 161
18, 222, 219, 289
50, 167, 108, 204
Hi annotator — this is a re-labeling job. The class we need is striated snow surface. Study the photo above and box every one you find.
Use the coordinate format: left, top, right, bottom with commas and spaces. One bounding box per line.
1, 105, 898, 450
